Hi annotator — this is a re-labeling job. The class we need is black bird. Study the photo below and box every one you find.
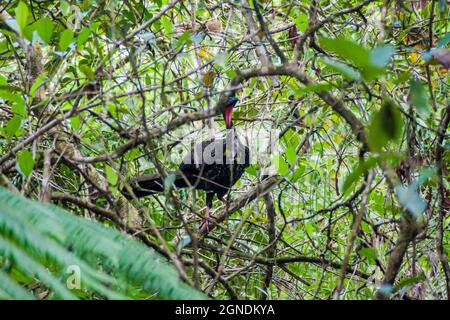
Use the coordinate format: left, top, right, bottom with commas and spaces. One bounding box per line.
123, 97, 250, 229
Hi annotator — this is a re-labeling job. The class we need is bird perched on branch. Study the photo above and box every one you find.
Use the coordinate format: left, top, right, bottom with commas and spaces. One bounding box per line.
123, 96, 250, 230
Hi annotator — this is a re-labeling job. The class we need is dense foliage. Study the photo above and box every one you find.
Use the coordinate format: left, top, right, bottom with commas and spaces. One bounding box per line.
0, 0, 449, 299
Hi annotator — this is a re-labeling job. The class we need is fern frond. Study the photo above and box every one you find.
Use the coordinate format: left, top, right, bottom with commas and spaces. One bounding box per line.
0, 187, 206, 300
0, 269, 35, 300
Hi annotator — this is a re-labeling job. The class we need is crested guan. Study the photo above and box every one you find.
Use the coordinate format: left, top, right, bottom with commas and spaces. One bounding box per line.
123, 97, 250, 229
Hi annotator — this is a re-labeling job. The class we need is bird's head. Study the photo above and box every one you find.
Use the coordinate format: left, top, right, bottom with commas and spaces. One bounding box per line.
223, 96, 240, 129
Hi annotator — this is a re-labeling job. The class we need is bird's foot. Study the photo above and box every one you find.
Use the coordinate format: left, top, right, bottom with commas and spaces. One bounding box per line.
219, 198, 228, 207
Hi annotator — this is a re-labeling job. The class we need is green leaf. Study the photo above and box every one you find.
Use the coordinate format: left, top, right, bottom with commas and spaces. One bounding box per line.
321, 57, 362, 81
5, 115, 22, 138
290, 165, 305, 182
285, 146, 297, 165
70, 115, 81, 130
33, 17, 54, 44
436, 32, 450, 48
358, 247, 377, 262
395, 182, 427, 219
17, 149, 34, 178
77, 28, 91, 47
304, 221, 315, 234
395, 273, 426, 291
369, 45, 395, 68
275, 155, 290, 176
175, 30, 192, 49
342, 166, 362, 193
0, 85, 22, 93
59, 29, 74, 51
105, 165, 118, 185
320, 37, 370, 69
176, 235, 192, 254
409, 79, 429, 120
30, 72, 47, 98
164, 174, 176, 192
297, 83, 333, 93
320, 38, 387, 80
0, 40, 7, 52
11, 99, 26, 117
342, 157, 380, 193
161, 15, 172, 35
281, 128, 301, 147
417, 167, 436, 185
0, 91, 26, 116
226, 69, 236, 78
89, 22, 101, 33
394, 72, 410, 85
15, 2, 29, 35
291, 82, 333, 94
367, 99, 404, 152
79, 64, 95, 81
60, 0, 71, 16
126, 147, 140, 161
245, 165, 258, 177
295, 13, 308, 33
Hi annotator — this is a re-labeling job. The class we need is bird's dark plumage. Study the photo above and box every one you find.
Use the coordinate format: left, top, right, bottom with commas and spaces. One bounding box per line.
123, 130, 249, 206
123, 97, 249, 217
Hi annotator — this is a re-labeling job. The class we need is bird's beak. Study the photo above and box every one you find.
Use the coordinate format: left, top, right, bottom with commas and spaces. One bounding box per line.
223, 97, 239, 129
224, 105, 234, 129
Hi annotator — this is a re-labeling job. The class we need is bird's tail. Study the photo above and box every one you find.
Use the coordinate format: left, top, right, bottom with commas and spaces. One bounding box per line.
122, 173, 188, 199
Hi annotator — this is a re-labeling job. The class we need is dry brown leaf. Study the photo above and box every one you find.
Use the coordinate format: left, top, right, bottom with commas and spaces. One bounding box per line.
257, 30, 265, 40
288, 25, 298, 48
206, 21, 222, 33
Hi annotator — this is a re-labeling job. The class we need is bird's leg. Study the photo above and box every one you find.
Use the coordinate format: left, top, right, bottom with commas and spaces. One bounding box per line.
201, 193, 214, 231
201, 206, 211, 231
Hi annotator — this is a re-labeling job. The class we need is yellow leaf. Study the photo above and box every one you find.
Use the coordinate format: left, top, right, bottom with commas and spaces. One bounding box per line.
199, 47, 210, 58
386, 80, 393, 90
408, 52, 420, 64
